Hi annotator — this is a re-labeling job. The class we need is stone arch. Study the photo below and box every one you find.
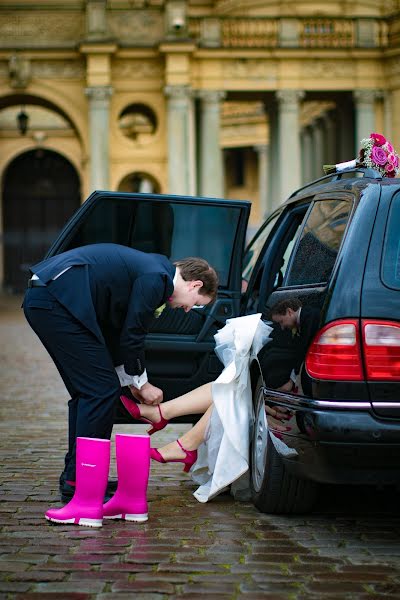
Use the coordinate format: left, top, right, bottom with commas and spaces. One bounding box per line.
0, 92, 84, 146
117, 171, 161, 194
2, 148, 81, 291
0, 91, 86, 180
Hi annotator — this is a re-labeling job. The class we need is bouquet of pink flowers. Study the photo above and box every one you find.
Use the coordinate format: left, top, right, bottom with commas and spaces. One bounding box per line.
324, 132, 400, 178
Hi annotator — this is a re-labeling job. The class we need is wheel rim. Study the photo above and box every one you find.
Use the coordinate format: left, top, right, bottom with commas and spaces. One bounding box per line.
252, 385, 268, 493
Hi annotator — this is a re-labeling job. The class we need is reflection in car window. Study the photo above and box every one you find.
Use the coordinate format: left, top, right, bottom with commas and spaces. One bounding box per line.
285, 199, 351, 286
382, 192, 400, 290
242, 212, 280, 284
61, 198, 241, 288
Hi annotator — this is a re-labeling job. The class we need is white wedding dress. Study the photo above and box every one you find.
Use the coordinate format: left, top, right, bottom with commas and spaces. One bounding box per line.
191, 313, 273, 503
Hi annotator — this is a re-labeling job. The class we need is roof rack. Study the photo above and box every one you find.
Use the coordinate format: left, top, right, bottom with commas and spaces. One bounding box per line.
288, 166, 382, 199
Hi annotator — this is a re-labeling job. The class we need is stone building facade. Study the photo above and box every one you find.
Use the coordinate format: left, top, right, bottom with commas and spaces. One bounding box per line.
0, 0, 399, 290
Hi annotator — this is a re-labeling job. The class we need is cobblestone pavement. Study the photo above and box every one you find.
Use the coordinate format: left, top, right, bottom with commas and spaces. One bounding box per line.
1, 293, 400, 599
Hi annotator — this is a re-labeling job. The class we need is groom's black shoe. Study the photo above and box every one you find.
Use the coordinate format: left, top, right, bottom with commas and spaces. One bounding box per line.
59, 472, 117, 503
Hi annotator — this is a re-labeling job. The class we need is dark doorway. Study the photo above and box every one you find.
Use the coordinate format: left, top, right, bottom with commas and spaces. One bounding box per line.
2, 149, 80, 292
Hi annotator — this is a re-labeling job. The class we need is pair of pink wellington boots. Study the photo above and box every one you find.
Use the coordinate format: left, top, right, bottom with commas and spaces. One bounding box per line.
45, 434, 150, 527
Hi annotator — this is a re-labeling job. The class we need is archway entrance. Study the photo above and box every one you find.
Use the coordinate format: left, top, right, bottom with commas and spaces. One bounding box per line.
2, 149, 80, 291
118, 172, 161, 194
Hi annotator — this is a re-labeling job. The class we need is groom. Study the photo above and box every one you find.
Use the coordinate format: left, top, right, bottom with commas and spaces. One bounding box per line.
270, 298, 320, 395
23, 243, 218, 500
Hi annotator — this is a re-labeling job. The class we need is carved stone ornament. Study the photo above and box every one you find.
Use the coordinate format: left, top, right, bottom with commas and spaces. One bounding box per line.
223, 59, 277, 80
276, 90, 305, 107
32, 61, 85, 79
8, 54, 31, 89
85, 86, 113, 106
109, 11, 163, 45
353, 89, 384, 104
86, 0, 108, 40
113, 60, 163, 80
197, 90, 227, 104
302, 60, 354, 79
164, 85, 193, 100
0, 12, 84, 46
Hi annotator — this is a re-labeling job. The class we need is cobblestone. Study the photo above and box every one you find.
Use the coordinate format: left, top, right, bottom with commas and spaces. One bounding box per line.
1, 293, 400, 598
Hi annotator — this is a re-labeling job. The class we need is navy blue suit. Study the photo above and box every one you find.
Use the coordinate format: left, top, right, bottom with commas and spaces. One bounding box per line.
23, 243, 175, 481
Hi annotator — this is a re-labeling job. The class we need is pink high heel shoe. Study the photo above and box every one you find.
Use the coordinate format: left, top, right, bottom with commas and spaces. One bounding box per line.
120, 395, 169, 435
150, 440, 198, 473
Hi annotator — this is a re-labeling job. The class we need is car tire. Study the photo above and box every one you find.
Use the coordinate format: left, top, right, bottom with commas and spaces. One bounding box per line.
250, 376, 318, 514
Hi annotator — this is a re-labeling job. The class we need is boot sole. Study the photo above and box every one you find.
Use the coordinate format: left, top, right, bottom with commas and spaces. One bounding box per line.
103, 513, 148, 522
45, 515, 102, 527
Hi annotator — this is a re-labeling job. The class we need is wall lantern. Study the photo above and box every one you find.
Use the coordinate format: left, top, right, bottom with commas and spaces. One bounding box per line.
17, 107, 29, 135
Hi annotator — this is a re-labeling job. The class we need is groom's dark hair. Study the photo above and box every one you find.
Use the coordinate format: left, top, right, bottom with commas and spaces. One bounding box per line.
174, 257, 218, 301
270, 297, 302, 316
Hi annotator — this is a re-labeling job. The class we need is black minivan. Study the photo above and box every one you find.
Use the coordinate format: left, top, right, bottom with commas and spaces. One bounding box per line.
43, 166, 400, 513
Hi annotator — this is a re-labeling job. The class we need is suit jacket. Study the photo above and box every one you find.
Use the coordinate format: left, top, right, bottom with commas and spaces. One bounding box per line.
257, 306, 320, 392
257, 323, 298, 389
30, 243, 175, 376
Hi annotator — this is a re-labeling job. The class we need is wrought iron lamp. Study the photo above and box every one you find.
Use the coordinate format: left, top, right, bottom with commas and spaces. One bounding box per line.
17, 107, 29, 135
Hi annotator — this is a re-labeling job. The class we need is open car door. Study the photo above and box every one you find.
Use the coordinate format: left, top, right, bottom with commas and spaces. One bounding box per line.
45, 191, 251, 403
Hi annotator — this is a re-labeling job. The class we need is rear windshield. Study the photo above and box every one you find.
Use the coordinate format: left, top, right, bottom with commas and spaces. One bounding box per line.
382, 192, 400, 290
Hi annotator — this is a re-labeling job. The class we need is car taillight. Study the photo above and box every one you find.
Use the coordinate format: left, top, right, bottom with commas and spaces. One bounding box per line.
305, 319, 363, 381
362, 320, 400, 381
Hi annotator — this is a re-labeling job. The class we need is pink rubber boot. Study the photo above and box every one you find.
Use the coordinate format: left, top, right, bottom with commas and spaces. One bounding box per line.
103, 433, 150, 522
45, 437, 110, 527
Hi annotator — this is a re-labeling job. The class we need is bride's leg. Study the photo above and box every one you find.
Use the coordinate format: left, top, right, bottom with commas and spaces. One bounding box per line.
139, 382, 212, 422
155, 405, 213, 461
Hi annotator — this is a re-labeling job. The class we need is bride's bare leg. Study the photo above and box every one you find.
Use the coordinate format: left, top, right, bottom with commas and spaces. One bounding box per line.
138, 382, 212, 422
156, 405, 213, 461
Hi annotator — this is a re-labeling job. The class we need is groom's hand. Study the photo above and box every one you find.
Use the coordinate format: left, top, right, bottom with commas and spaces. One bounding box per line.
130, 382, 163, 405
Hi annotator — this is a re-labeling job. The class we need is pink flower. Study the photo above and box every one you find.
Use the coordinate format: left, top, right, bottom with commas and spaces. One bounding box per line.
371, 145, 388, 166
385, 162, 395, 174
388, 153, 399, 168
385, 142, 394, 153
371, 132, 386, 146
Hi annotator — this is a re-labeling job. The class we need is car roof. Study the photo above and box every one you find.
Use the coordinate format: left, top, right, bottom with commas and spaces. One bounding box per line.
280, 167, 400, 209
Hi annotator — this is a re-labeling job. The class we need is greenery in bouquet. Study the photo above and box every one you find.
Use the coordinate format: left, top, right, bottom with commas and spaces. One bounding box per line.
323, 132, 400, 178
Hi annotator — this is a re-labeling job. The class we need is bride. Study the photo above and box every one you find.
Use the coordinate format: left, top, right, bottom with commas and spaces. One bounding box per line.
120, 313, 274, 503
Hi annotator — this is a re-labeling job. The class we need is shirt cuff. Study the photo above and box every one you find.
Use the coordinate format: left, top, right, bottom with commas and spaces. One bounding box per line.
115, 365, 148, 389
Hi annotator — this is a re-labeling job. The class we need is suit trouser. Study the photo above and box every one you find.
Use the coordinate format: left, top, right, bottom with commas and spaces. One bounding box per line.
23, 287, 120, 481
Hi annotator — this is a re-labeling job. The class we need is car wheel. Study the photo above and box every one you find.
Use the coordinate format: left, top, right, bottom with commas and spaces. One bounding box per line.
250, 376, 318, 514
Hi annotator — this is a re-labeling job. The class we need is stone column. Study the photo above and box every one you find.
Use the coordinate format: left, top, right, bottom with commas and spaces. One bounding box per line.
267, 100, 280, 210
254, 144, 269, 219
85, 86, 113, 191
164, 85, 195, 196
337, 101, 355, 161
323, 111, 337, 166
301, 126, 313, 184
384, 90, 393, 140
198, 90, 226, 198
311, 117, 325, 180
353, 90, 379, 145
276, 90, 304, 200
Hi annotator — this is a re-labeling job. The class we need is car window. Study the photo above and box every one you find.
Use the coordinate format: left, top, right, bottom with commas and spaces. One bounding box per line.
277, 236, 296, 283
382, 192, 400, 290
242, 206, 309, 315
285, 199, 351, 286
60, 197, 242, 288
242, 212, 281, 284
